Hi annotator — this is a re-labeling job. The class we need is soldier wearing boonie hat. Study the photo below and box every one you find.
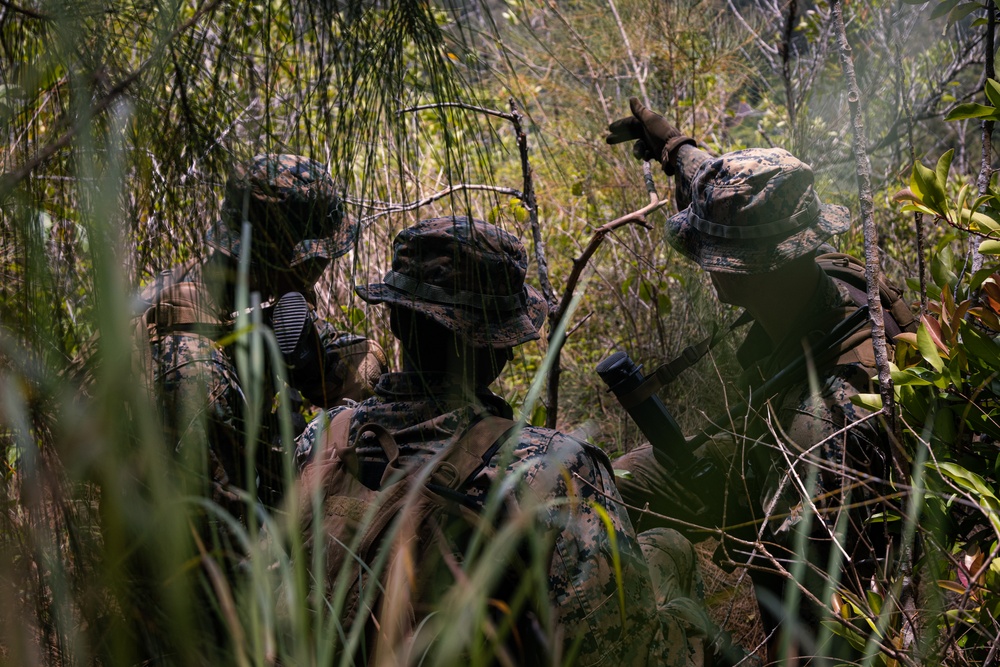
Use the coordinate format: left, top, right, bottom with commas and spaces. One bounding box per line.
140, 153, 386, 534
206, 154, 358, 281
607, 99, 897, 661
353, 215, 548, 348
295, 215, 709, 666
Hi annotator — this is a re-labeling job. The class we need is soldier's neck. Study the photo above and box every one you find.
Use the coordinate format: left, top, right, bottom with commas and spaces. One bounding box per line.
743, 262, 823, 345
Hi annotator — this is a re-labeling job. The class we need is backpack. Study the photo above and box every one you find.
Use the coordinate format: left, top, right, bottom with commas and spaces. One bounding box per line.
297, 409, 528, 666
815, 252, 918, 368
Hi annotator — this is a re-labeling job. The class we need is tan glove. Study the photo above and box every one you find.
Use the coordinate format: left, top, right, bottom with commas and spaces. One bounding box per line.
334, 339, 388, 403
606, 97, 695, 175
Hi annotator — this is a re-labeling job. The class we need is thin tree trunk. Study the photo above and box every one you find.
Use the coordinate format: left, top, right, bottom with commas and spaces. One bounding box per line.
830, 1, 895, 430
780, 0, 799, 153
974, 7, 996, 277
894, 41, 927, 316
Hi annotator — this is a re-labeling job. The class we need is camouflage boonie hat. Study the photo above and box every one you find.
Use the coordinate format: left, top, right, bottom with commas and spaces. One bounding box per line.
666, 148, 851, 274
206, 154, 358, 269
356, 216, 547, 348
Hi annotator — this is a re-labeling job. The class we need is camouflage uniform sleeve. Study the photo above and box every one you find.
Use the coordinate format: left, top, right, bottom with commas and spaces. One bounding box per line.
671, 144, 715, 212
152, 333, 249, 521
294, 317, 387, 408
515, 429, 688, 666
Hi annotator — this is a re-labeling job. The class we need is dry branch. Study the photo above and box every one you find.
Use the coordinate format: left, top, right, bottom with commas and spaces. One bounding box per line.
350, 184, 524, 222
544, 175, 663, 429
974, 7, 996, 278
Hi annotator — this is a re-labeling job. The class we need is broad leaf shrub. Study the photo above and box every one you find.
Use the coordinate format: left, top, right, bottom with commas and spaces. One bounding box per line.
848, 144, 1000, 662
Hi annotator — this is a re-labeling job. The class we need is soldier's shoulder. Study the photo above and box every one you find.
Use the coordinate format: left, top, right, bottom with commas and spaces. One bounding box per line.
513, 426, 611, 471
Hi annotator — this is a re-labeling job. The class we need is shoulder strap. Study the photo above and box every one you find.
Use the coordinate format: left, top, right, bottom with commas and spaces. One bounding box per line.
816, 252, 918, 339
315, 407, 358, 466
431, 416, 519, 491
353, 415, 518, 564
320, 410, 517, 495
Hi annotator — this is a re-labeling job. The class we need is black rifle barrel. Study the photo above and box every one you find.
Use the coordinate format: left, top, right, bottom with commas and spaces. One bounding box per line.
596, 351, 695, 469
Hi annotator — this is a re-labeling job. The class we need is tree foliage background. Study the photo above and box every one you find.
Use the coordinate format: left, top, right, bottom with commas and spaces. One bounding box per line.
4, 0, 1000, 664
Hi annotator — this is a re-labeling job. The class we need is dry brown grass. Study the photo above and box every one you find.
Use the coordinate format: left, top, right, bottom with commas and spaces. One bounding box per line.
696, 538, 768, 663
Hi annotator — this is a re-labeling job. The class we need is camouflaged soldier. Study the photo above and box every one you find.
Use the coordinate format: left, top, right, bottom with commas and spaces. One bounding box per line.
295, 216, 708, 666
141, 154, 387, 525
607, 98, 902, 659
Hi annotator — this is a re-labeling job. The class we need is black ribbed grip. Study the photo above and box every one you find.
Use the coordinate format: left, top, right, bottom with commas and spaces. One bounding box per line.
271, 292, 309, 355
597, 350, 692, 469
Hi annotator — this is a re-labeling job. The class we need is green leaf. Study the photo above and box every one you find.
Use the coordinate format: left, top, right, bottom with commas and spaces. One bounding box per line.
948, 1, 984, 24
638, 280, 653, 302
986, 79, 1000, 108
890, 368, 935, 386
962, 209, 1000, 234
945, 102, 1000, 121
900, 203, 941, 217
912, 159, 946, 212
511, 202, 529, 223
866, 589, 884, 615
961, 322, 1000, 369
936, 148, 955, 189
917, 323, 945, 372
931, 249, 959, 288
851, 393, 884, 411
971, 266, 999, 290
932, 462, 999, 500
530, 402, 547, 427
956, 183, 971, 213
621, 275, 635, 295
979, 239, 1000, 255
820, 621, 868, 651
656, 293, 671, 316
930, 0, 962, 18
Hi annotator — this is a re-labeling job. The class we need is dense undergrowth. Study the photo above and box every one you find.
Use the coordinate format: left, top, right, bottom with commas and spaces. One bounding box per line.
4, 0, 1000, 664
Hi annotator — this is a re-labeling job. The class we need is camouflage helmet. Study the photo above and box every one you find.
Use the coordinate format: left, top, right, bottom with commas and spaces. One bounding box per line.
356, 216, 547, 348
665, 148, 851, 274
206, 154, 358, 270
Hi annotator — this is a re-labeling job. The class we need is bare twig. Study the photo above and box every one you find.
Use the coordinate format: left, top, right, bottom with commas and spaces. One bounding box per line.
779, 0, 799, 143
508, 98, 555, 309
0, 0, 48, 20
398, 101, 516, 122
544, 182, 663, 429
392, 98, 554, 310
607, 0, 650, 106
351, 184, 524, 222
894, 40, 927, 316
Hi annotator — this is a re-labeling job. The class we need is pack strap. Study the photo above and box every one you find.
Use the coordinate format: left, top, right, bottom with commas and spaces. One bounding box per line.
320, 409, 517, 493
315, 407, 357, 465
431, 416, 519, 491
